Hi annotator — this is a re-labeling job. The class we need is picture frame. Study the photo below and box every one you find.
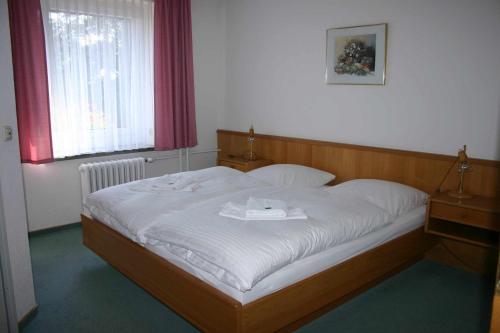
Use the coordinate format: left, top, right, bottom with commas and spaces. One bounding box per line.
326, 23, 387, 85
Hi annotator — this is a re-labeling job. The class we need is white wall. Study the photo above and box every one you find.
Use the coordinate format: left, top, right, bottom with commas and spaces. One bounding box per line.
23, 0, 227, 231
191, 0, 227, 146
0, 0, 37, 321
223, 0, 500, 160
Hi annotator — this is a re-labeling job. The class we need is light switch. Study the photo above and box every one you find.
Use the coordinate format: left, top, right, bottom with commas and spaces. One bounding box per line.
2, 126, 13, 141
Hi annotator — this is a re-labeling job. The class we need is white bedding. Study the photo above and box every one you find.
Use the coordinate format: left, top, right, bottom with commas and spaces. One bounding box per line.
143, 186, 394, 291
145, 205, 425, 304
85, 166, 425, 301
85, 166, 268, 242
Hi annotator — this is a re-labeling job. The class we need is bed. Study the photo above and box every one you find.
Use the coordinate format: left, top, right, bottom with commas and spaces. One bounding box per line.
83, 213, 431, 332
82, 130, 499, 332
82, 167, 433, 332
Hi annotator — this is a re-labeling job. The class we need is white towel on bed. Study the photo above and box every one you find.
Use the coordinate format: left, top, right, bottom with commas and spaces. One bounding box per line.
219, 197, 307, 221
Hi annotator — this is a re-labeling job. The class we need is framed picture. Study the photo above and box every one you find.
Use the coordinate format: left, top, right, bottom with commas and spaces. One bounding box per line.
326, 23, 387, 85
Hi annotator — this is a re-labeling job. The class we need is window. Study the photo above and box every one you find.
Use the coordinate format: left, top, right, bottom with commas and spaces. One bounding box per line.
41, 0, 154, 158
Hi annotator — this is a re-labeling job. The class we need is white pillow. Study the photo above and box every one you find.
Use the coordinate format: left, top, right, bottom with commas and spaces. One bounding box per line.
194, 166, 245, 177
326, 179, 428, 217
247, 164, 335, 188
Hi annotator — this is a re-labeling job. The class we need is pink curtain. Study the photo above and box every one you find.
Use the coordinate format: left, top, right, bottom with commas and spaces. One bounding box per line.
8, 0, 54, 163
154, 0, 197, 150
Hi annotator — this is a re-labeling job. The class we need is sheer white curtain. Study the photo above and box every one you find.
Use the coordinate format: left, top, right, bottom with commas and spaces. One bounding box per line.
41, 0, 154, 158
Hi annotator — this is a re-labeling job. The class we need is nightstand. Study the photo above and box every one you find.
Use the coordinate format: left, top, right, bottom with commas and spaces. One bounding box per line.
425, 192, 500, 248
218, 155, 273, 172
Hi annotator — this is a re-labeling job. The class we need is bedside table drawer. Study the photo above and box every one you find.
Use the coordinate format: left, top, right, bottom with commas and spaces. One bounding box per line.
219, 160, 247, 172
430, 202, 500, 232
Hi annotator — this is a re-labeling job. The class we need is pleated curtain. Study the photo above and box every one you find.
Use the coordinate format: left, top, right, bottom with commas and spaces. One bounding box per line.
8, 0, 54, 163
154, 0, 197, 150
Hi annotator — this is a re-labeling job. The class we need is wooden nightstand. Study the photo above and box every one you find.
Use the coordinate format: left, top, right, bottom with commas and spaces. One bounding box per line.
425, 192, 500, 248
218, 156, 272, 172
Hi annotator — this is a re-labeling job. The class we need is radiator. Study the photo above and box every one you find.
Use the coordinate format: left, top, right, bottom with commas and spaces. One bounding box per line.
79, 157, 146, 213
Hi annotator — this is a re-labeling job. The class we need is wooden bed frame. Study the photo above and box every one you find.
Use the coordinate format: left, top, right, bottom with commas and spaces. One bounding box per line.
82, 130, 500, 332
82, 214, 433, 332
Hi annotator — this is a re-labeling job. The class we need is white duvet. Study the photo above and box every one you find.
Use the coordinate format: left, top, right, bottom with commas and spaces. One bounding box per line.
85, 166, 269, 241
143, 186, 394, 292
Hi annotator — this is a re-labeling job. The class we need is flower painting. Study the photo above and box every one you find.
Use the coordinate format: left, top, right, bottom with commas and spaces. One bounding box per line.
334, 35, 376, 76
326, 24, 387, 85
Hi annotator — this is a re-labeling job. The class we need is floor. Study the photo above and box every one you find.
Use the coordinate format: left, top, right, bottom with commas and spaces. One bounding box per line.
22, 224, 493, 333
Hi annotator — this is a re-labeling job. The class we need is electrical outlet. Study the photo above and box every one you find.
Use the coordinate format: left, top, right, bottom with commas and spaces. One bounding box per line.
2, 126, 13, 141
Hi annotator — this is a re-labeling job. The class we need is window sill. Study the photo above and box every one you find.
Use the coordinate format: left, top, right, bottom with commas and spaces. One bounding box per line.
53, 147, 155, 162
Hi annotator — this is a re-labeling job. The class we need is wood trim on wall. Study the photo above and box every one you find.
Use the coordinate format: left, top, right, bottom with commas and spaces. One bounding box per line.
217, 129, 500, 198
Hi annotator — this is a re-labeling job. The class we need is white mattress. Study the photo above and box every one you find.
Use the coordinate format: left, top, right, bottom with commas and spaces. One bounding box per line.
91, 201, 424, 304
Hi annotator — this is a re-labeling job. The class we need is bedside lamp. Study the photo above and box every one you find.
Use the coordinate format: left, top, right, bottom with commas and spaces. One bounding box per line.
448, 145, 472, 199
245, 125, 257, 161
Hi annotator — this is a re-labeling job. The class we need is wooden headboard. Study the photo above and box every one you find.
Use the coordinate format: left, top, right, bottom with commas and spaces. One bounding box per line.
217, 129, 500, 198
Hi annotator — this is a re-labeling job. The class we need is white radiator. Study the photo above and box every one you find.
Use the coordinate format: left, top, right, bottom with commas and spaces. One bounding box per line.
79, 157, 146, 213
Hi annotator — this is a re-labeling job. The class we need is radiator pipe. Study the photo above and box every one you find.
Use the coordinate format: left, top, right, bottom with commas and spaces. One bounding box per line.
189, 148, 221, 155
178, 149, 183, 172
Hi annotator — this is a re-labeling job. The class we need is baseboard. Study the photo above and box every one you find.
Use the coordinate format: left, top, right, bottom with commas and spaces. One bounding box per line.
28, 221, 82, 237
17, 304, 38, 329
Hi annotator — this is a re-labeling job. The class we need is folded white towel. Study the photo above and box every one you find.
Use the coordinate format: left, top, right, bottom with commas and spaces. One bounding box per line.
246, 198, 287, 218
219, 198, 307, 221
246, 209, 287, 219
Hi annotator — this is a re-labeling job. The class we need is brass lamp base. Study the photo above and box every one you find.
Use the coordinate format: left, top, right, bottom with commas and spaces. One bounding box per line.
448, 190, 472, 199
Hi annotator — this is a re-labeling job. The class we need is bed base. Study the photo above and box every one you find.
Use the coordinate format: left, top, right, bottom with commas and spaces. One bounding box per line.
82, 214, 435, 332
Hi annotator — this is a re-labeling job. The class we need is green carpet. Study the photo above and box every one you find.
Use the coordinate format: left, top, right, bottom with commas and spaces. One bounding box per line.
22, 225, 492, 333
